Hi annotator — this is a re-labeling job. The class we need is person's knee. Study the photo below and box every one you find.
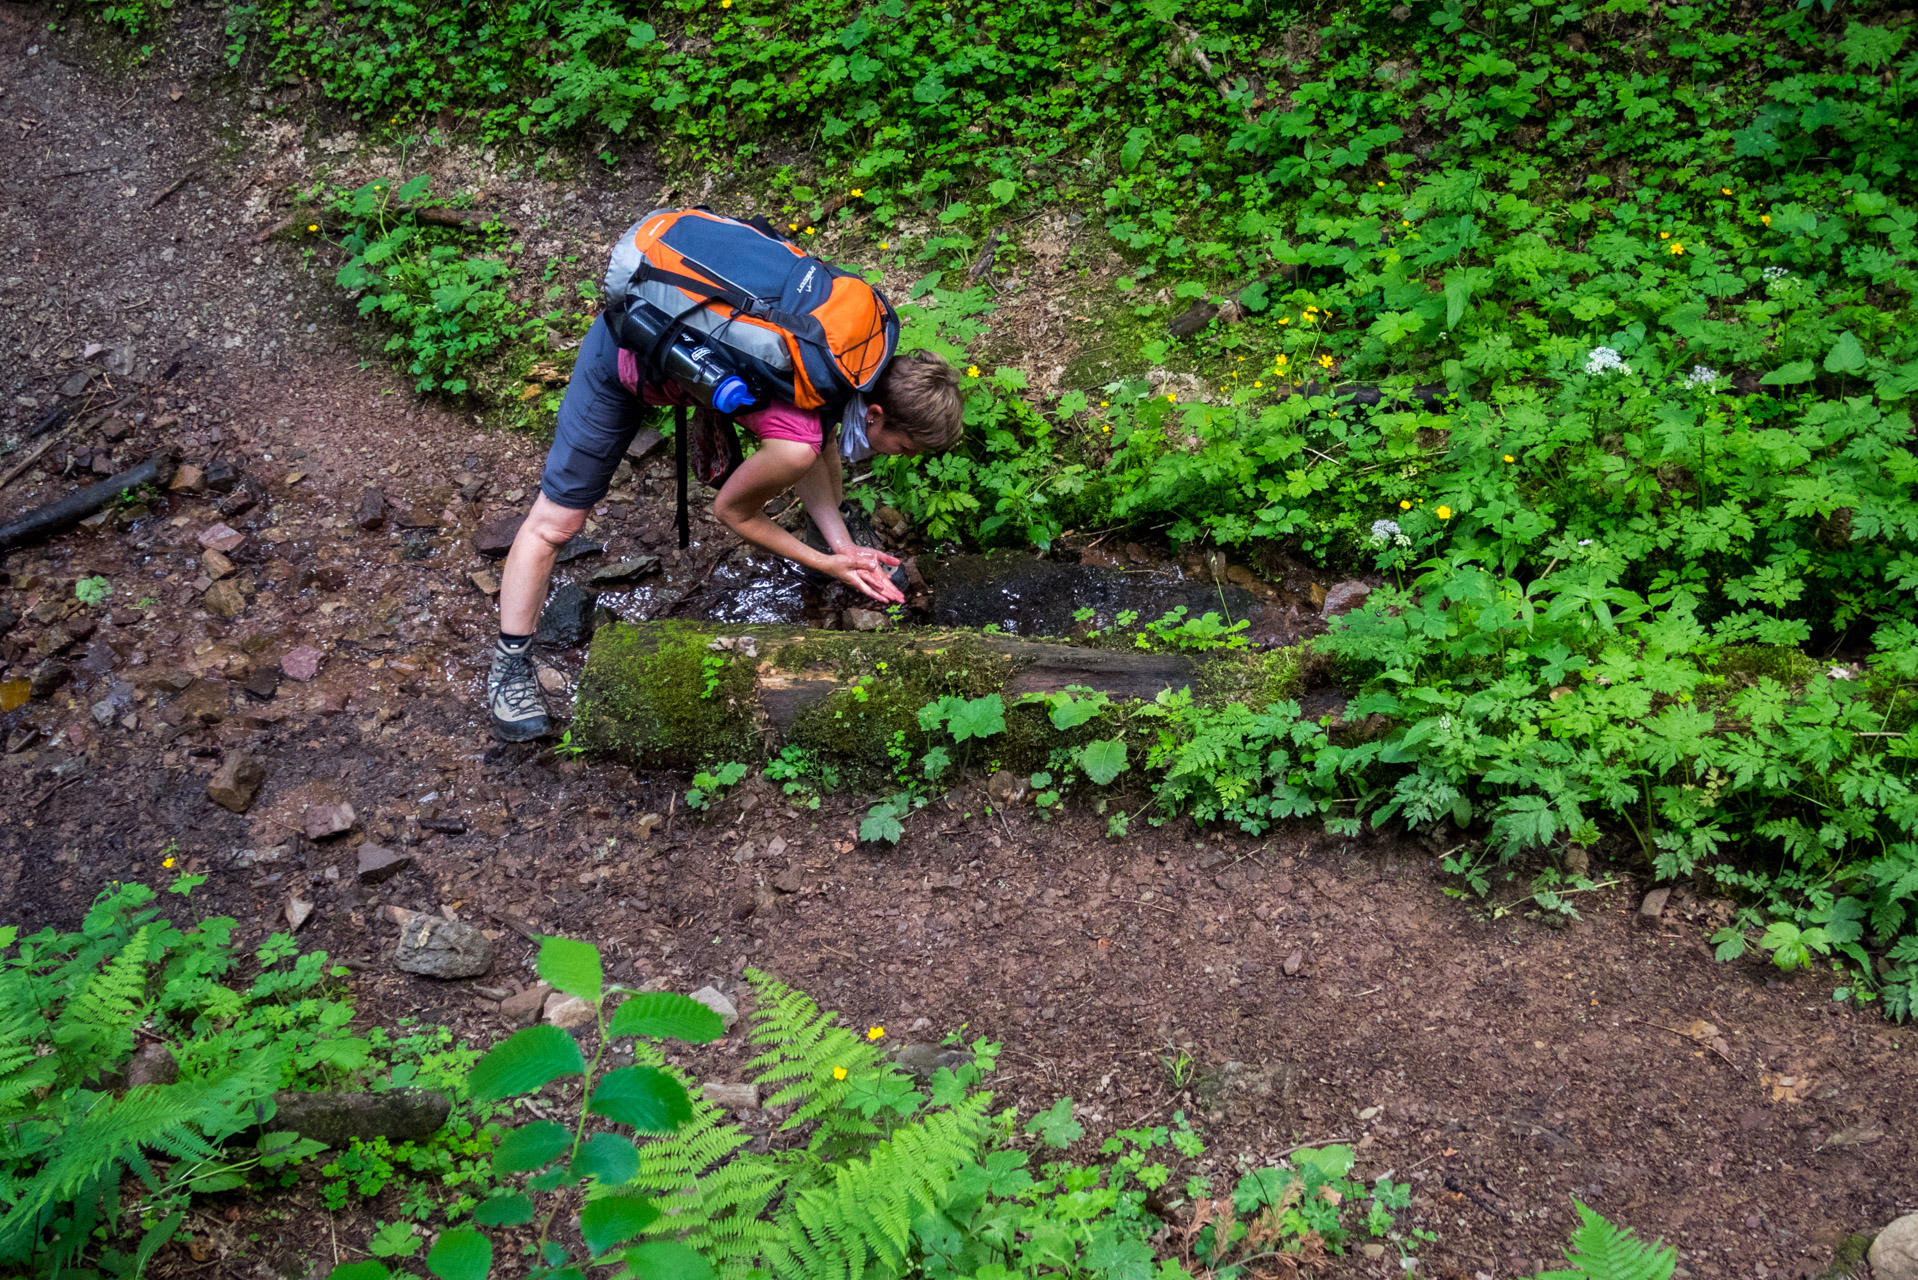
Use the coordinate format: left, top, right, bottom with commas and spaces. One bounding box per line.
517, 499, 586, 551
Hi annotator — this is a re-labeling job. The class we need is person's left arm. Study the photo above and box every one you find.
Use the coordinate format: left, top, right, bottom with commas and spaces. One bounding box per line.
711, 441, 902, 602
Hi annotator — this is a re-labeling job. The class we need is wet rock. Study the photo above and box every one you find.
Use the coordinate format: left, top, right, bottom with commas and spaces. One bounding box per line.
396, 507, 438, 529
392, 914, 494, 979
1637, 887, 1671, 928
474, 510, 524, 558
198, 523, 246, 554
554, 535, 604, 565
498, 983, 552, 1027
217, 487, 259, 520
688, 985, 738, 1031
271, 1088, 451, 1149
125, 1043, 179, 1088
1874, 1215, 1918, 1280
304, 801, 356, 840
0, 605, 15, 635
202, 548, 237, 579
203, 459, 239, 493
535, 584, 599, 648
892, 1043, 975, 1079
280, 645, 324, 681
588, 556, 661, 586
357, 488, 387, 530
468, 569, 501, 597
1194, 1060, 1297, 1124
203, 579, 247, 619
243, 667, 280, 701
207, 751, 266, 813
544, 992, 595, 1029
29, 659, 71, 700
1320, 580, 1373, 618
701, 1082, 760, 1110
356, 843, 412, 884
843, 607, 889, 631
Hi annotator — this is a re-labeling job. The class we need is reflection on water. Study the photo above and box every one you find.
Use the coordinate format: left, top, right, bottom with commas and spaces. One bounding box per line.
924, 554, 1256, 638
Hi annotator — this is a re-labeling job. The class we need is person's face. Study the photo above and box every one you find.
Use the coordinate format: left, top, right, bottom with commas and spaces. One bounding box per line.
862, 405, 923, 457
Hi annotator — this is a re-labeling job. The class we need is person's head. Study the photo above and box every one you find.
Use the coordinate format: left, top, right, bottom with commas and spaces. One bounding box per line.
864, 349, 964, 457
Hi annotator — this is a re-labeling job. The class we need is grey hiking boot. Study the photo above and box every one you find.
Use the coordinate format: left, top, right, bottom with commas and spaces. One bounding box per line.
487, 641, 552, 742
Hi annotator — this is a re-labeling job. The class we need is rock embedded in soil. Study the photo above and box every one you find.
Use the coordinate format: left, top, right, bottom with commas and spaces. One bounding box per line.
271, 1088, 451, 1149
1320, 580, 1373, 618
544, 992, 595, 1029
29, 659, 70, 699
987, 770, 1028, 807
243, 667, 279, 701
892, 1043, 974, 1079
168, 464, 206, 493
280, 645, 324, 681
356, 487, 387, 530
468, 569, 501, 597
536, 584, 600, 648
588, 556, 662, 586
1194, 1060, 1297, 1124
1875, 1215, 1918, 1280
356, 843, 412, 885
304, 801, 356, 840
843, 607, 889, 631
1637, 887, 1671, 928
392, 914, 494, 979
202, 548, 237, 580
197, 523, 245, 554
554, 535, 604, 564
627, 428, 667, 465
474, 510, 524, 558
125, 1043, 178, 1088
498, 984, 552, 1027
203, 579, 247, 619
688, 985, 738, 1031
203, 459, 239, 493
701, 1082, 760, 1110
217, 488, 259, 520
285, 897, 314, 931
206, 750, 266, 812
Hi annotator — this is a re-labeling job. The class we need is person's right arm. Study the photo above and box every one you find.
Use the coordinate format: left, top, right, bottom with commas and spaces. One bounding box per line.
711, 441, 903, 604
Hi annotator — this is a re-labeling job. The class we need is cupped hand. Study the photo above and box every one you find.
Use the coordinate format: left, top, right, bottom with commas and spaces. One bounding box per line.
825, 546, 904, 604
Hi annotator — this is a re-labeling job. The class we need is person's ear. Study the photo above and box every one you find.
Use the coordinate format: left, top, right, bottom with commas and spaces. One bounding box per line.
865, 402, 886, 432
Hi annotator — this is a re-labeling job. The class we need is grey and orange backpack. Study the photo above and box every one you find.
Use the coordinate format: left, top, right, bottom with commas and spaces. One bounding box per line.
603, 207, 900, 547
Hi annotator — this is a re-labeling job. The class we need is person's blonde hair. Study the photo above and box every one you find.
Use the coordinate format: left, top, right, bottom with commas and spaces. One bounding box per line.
873, 349, 963, 452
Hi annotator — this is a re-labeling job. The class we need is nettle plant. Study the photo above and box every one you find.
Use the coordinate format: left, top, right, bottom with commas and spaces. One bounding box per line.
328, 937, 724, 1280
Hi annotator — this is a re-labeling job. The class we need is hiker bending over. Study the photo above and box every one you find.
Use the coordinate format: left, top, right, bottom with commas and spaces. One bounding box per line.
488, 209, 964, 742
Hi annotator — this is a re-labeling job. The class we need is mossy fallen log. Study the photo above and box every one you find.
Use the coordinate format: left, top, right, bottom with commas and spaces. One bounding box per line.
572, 621, 1300, 776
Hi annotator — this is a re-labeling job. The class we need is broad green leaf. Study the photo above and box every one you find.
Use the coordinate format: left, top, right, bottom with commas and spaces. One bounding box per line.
395, 174, 432, 202
1759, 360, 1816, 386
860, 805, 905, 844
947, 694, 1005, 742
1824, 330, 1868, 374
493, 1119, 571, 1174
328, 1266, 390, 1280
1049, 692, 1107, 730
1078, 738, 1128, 786
607, 992, 725, 1043
988, 178, 1017, 205
538, 935, 602, 1004
573, 1132, 641, 1185
426, 1227, 492, 1280
1023, 1097, 1082, 1148
469, 1025, 585, 1100
624, 1241, 720, 1280
579, 1194, 661, 1255
473, 1193, 536, 1227
589, 1066, 693, 1133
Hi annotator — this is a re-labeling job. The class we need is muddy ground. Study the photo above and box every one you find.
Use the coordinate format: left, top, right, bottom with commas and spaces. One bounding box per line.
2, 10, 1915, 1280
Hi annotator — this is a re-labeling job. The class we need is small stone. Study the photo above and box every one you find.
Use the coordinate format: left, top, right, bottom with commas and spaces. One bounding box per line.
357, 487, 387, 530
468, 569, 501, 597
701, 1082, 760, 1111
1362, 1244, 1386, 1260
554, 535, 604, 564
1321, 580, 1373, 618
392, 914, 494, 979
627, 428, 668, 465
203, 579, 247, 619
588, 556, 662, 585
474, 510, 524, 558
304, 801, 356, 840
285, 897, 315, 931
272, 1089, 451, 1149
198, 523, 246, 553
125, 1043, 179, 1088
169, 464, 207, 493
544, 992, 595, 1029
207, 751, 266, 813
203, 459, 239, 493
688, 985, 738, 1031
537, 666, 567, 695
280, 645, 324, 681
535, 584, 600, 648
986, 770, 1027, 807
1308, 582, 1329, 609
218, 488, 258, 520
843, 607, 889, 631
243, 667, 280, 701
772, 862, 804, 894
202, 548, 237, 579
396, 507, 438, 529
1637, 887, 1671, 929
891, 1043, 974, 1079
498, 984, 553, 1026
356, 843, 412, 884
1283, 950, 1304, 976
1873, 1214, 1918, 1280
766, 835, 788, 859
636, 812, 664, 838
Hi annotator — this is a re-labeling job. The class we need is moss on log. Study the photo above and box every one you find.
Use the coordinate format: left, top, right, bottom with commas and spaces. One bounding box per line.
573, 621, 1301, 777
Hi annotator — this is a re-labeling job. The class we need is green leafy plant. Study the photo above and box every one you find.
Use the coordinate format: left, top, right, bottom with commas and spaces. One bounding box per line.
73, 577, 112, 607
1536, 1202, 1676, 1280
686, 762, 749, 812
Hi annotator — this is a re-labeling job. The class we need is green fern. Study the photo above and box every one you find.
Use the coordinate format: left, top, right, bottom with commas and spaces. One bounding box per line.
764, 1095, 992, 1280
50, 925, 155, 1076
1539, 1202, 1677, 1280
743, 970, 889, 1143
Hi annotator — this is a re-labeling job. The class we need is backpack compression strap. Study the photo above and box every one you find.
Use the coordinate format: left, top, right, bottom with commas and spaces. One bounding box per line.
633, 263, 839, 371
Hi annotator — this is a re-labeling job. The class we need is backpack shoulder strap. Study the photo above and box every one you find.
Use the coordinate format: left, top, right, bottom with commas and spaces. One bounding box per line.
675, 403, 690, 551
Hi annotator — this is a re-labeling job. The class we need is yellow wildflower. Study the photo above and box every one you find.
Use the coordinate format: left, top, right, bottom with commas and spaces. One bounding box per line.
879, 241, 889, 249
721, 1, 731, 7
1720, 187, 1732, 195
1166, 393, 1177, 402
1436, 505, 1452, 520
1099, 400, 1109, 407
1376, 180, 1385, 187
1761, 214, 1772, 226
851, 188, 864, 197
803, 227, 815, 236
307, 224, 319, 232
966, 365, 980, 377
1659, 231, 1670, 239
1400, 499, 1412, 510
867, 1026, 885, 1041
163, 856, 176, 869
1274, 354, 1289, 366
1503, 454, 1515, 463
1401, 219, 1410, 227
833, 1066, 848, 1081
789, 222, 799, 231
1253, 381, 1263, 388
1670, 242, 1684, 255
1278, 317, 1290, 325
1318, 354, 1334, 369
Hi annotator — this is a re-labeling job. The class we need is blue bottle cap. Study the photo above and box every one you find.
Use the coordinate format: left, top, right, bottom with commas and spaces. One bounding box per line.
712, 376, 754, 415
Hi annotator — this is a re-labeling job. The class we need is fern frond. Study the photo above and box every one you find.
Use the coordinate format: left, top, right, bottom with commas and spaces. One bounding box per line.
51, 925, 154, 1074
742, 970, 884, 1138
763, 1093, 991, 1280
1540, 1202, 1677, 1280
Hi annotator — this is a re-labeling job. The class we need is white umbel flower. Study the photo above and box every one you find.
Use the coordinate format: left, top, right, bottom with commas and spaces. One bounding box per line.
1584, 346, 1632, 376
1686, 365, 1720, 387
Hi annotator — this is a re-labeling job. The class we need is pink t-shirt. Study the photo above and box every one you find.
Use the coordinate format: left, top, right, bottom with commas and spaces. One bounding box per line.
618, 348, 823, 454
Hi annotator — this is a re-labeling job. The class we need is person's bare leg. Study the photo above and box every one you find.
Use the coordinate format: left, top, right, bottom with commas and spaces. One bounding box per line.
498, 495, 588, 634
487, 494, 586, 740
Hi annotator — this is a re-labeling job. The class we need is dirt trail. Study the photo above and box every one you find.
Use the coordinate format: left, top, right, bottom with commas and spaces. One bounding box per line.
1, 13, 1914, 1280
